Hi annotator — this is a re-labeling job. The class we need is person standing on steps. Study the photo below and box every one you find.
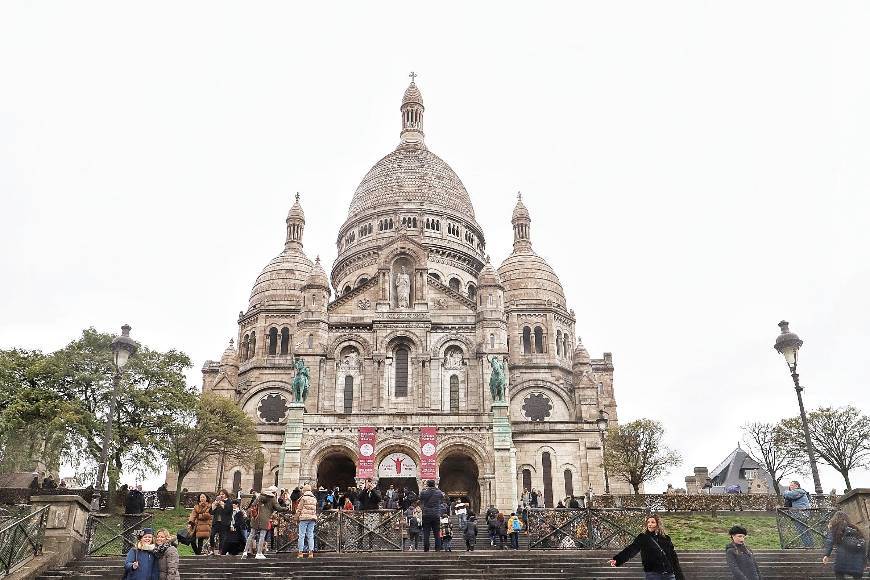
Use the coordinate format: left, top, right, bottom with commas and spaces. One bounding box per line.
154, 528, 181, 580
296, 483, 318, 559
419, 479, 444, 552
609, 514, 685, 580
464, 513, 478, 551
407, 510, 420, 550
822, 511, 868, 580
507, 512, 523, 550
725, 525, 762, 580
187, 494, 212, 556
454, 497, 469, 531
124, 528, 159, 580
241, 486, 288, 560
210, 490, 232, 556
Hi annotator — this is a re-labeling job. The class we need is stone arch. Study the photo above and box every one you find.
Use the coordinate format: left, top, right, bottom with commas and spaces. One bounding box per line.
374, 441, 420, 468
328, 334, 373, 359
239, 380, 294, 411
301, 438, 359, 483
437, 437, 490, 474
432, 333, 476, 357
382, 330, 424, 354
536, 445, 558, 508
377, 237, 428, 270
509, 379, 573, 412
561, 462, 580, 501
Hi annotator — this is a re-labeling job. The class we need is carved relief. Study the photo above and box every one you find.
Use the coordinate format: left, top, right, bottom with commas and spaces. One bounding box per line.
358, 298, 371, 310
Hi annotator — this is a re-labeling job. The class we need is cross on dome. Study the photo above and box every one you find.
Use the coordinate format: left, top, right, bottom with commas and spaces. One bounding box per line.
409, 71, 417, 83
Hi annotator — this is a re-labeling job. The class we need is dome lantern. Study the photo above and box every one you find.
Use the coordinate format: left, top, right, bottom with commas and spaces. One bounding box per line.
400, 72, 425, 144
286, 192, 305, 250
512, 192, 532, 252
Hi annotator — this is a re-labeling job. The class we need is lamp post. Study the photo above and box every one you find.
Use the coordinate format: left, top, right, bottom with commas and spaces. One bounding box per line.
596, 409, 611, 494
93, 324, 137, 512
773, 320, 823, 495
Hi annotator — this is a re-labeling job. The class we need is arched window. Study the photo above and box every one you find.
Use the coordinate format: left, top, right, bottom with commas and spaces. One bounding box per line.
534, 326, 544, 354
394, 346, 409, 397
467, 284, 476, 300
268, 328, 278, 355
343, 285, 352, 296
490, 334, 495, 349
449, 278, 461, 292
249, 334, 256, 359
542, 452, 554, 507
389, 218, 393, 229
280, 328, 290, 355
357, 277, 368, 287
430, 273, 441, 283
307, 334, 314, 349
449, 375, 459, 413
344, 376, 354, 414
522, 469, 532, 495
242, 334, 249, 361
564, 469, 574, 498
522, 327, 532, 354
556, 330, 562, 356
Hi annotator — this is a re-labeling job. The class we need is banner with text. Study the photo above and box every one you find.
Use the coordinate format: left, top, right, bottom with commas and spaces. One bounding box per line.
357, 427, 377, 479
419, 426, 438, 480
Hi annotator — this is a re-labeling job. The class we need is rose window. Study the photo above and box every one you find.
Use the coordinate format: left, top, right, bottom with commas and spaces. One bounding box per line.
258, 393, 289, 423
522, 393, 552, 422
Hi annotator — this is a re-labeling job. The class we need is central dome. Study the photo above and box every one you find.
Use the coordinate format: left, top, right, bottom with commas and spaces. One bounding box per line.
346, 143, 477, 221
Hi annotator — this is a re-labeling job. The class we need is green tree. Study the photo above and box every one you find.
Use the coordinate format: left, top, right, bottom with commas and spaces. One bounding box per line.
780, 406, 870, 490
33, 328, 195, 502
741, 421, 806, 496
603, 418, 682, 494
0, 349, 81, 474
164, 393, 258, 508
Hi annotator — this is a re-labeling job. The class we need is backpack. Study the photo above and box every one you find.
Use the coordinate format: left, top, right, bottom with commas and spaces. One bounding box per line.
842, 529, 867, 554
512, 518, 521, 531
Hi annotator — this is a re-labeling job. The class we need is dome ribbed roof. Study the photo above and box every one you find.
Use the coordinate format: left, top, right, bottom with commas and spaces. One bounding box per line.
347, 144, 476, 221
403, 82, 423, 106
497, 250, 566, 307
304, 256, 331, 292
220, 339, 238, 366
573, 338, 591, 365
512, 197, 530, 221
248, 248, 312, 309
288, 194, 304, 220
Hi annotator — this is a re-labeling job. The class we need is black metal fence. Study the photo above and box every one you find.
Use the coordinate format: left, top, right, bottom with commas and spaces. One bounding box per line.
526, 507, 648, 550
775, 507, 837, 550
592, 493, 837, 512
272, 510, 404, 553
85, 513, 153, 556
0, 505, 49, 576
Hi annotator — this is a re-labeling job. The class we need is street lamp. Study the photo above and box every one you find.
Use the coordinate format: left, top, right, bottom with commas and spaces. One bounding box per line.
773, 320, 823, 495
94, 324, 137, 512
596, 410, 611, 494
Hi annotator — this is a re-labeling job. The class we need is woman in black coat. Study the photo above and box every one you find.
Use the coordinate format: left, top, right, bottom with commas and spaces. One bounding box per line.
609, 514, 685, 580
823, 511, 868, 579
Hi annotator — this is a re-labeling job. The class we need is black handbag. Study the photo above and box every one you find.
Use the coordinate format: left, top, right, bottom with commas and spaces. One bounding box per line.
176, 527, 192, 545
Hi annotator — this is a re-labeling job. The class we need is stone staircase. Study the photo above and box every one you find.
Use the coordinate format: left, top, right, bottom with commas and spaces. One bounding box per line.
37, 550, 836, 579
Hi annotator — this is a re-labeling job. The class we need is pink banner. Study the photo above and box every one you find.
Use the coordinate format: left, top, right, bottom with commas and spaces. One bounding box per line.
358, 427, 377, 479
419, 426, 438, 480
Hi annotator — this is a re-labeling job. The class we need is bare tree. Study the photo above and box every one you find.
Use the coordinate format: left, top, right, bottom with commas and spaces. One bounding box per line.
780, 406, 870, 491
603, 418, 682, 494
741, 421, 805, 496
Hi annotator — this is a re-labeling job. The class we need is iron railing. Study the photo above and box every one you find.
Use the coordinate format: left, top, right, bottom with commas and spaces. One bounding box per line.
776, 507, 837, 549
271, 510, 402, 553
0, 505, 49, 577
85, 513, 153, 556
526, 507, 648, 550
592, 493, 836, 512
272, 510, 341, 553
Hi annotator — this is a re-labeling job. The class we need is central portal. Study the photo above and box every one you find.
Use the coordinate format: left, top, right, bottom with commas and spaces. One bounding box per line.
438, 453, 480, 514
317, 451, 357, 491
376, 452, 420, 502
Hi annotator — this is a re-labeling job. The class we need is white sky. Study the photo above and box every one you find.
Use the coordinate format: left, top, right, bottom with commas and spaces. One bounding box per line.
1, 1, 868, 493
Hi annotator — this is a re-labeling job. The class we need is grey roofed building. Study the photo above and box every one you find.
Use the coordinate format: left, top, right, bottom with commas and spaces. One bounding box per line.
709, 446, 778, 493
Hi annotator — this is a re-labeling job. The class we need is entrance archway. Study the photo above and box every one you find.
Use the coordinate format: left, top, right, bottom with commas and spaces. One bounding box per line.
438, 453, 480, 514
317, 452, 357, 491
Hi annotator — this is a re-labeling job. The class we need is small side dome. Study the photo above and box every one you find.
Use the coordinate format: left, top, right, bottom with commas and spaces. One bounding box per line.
220, 338, 238, 366
304, 256, 331, 294
512, 195, 530, 221
477, 257, 503, 288
249, 250, 313, 309
573, 337, 591, 365
288, 193, 305, 221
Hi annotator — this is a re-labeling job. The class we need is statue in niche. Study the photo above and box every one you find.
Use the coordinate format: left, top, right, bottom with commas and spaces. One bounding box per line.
395, 266, 411, 309
291, 357, 310, 403
487, 355, 508, 402
340, 349, 360, 370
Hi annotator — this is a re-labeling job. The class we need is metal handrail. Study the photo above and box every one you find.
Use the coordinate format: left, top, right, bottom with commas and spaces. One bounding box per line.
0, 504, 50, 577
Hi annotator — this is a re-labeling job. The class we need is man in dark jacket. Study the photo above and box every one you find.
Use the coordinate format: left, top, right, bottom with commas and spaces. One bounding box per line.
464, 513, 478, 551
125, 485, 146, 515
725, 525, 761, 580
360, 481, 382, 510
419, 480, 444, 552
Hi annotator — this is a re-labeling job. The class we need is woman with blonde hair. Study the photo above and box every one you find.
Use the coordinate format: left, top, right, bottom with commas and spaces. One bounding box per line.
296, 483, 318, 558
823, 511, 867, 579
123, 528, 158, 580
609, 514, 685, 580
154, 528, 180, 580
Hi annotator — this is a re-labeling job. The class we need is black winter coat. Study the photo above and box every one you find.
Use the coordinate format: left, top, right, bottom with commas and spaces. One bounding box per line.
360, 488, 382, 510
464, 521, 478, 541
613, 531, 685, 580
825, 526, 868, 576
419, 487, 445, 519
125, 490, 146, 515
725, 542, 761, 580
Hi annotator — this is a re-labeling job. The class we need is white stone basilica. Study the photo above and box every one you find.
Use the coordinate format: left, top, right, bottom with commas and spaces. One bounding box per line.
167, 78, 629, 511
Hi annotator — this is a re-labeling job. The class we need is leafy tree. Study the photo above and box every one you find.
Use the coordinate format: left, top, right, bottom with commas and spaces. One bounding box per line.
163, 393, 258, 508
0, 349, 81, 474
602, 418, 682, 494
741, 421, 806, 496
780, 406, 870, 490
28, 328, 194, 504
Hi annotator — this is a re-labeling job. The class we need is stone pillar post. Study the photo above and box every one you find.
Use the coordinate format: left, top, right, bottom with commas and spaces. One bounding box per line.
839, 488, 870, 538
491, 401, 517, 512
279, 403, 305, 489
14, 495, 92, 579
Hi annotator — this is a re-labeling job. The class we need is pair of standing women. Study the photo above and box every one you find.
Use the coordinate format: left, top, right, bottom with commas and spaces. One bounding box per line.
123, 528, 180, 580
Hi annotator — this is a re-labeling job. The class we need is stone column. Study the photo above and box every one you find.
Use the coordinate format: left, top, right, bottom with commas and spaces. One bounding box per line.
15, 495, 91, 579
279, 403, 305, 489
839, 488, 870, 538
491, 401, 517, 512
373, 355, 384, 410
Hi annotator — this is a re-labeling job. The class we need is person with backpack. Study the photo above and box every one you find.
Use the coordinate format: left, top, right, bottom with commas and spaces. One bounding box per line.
440, 513, 453, 552
783, 480, 814, 548
823, 511, 868, 579
725, 525, 762, 580
507, 511, 523, 550
486, 506, 499, 547
496, 513, 508, 549
464, 513, 478, 551
609, 514, 685, 580
407, 511, 421, 550
419, 480, 445, 552
454, 498, 469, 530
241, 486, 288, 559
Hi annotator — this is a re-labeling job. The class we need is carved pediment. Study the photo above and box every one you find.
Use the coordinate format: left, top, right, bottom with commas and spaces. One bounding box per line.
427, 275, 476, 313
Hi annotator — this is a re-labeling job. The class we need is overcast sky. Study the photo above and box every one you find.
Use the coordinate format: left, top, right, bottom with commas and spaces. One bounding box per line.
1, 1, 868, 492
